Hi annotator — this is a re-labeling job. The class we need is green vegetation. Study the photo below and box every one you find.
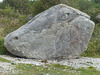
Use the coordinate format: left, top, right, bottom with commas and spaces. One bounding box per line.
3, 63, 98, 75
0, 57, 11, 62
15, 63, 76, 75
76, 67, 100, 75
0, 37, 7, 55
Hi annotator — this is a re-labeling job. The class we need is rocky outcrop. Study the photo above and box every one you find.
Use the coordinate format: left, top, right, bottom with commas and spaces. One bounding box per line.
4, 4, 95, 60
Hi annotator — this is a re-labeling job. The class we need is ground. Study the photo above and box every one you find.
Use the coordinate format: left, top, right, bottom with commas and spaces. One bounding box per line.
0, 55, 100, 75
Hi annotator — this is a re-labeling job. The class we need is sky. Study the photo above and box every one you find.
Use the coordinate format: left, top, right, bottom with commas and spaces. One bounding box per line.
0, 0, 3, 2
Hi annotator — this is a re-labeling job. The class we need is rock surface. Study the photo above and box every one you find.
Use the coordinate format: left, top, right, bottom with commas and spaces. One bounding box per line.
95, 14, 100, 22
4, 4, 95, 60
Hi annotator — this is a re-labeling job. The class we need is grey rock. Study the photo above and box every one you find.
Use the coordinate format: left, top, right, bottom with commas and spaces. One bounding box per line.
4, 4, 95, 60
95, 14, 100, 22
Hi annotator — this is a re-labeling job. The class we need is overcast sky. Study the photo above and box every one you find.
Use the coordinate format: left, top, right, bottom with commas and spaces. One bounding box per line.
0, 0, 3, 2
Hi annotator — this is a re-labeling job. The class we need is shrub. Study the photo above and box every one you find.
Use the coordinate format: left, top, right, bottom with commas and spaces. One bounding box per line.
66, 0, 80, 9
0, 15, 27, 36
0, 6, 18, 17
66, 0, 100, 22
0, 37, 7, 55
0, 16, 8, 24
83, 8, 100, 22
3, 18, 21, 36
40, 0, 67, 9
2, 0, 31, 14
78, 0, 93, 11
18, 15, 27, 25
94, 0, 100, 4
66, 0, 94, 11
30, 1, 45, 16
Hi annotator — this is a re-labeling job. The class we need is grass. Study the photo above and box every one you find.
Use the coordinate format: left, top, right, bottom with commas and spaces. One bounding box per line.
76, 67, 100, 75
14, 63, 79, 75
2, 63, 98, 75
0, 57, 11, 62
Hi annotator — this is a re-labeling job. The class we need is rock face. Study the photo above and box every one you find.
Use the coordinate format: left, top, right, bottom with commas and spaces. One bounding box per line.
4, 4, 95, 60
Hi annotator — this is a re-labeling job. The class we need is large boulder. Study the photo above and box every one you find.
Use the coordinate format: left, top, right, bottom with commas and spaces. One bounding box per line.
4, 4, 95, 60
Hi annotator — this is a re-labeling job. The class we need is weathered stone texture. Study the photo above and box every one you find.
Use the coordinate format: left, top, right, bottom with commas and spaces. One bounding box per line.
4, 4, 95, 60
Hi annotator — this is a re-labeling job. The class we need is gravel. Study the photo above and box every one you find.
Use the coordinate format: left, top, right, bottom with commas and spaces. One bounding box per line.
0, 55, 100, 74
59, 57, 100, 71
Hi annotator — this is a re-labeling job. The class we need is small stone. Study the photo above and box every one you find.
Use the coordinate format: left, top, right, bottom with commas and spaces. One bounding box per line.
95, 14, 100, 22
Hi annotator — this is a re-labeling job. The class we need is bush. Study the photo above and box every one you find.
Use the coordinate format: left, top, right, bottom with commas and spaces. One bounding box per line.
65, 0, 100, 22
2, 0, 31, 14
66, 0, 94, 11
3, 18, 22, 36
66, 0, 80, 9
18, 15, 27, 25
0, 15, 26, 36
0, 37, 7, 55
83, 8, 100, 22
40, 0, 67, 9
78, 0, 93, 11
94, 0, 100, 4
30, 1, 45, 16
0, 6, 18, 17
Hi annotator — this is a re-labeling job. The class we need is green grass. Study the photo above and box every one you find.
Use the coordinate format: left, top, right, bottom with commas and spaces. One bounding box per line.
0, 60, 99, 75
3, 63, 99, 75
0, 57, 11, 62
76, 67, 100, 75
13, 63, 79, 75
